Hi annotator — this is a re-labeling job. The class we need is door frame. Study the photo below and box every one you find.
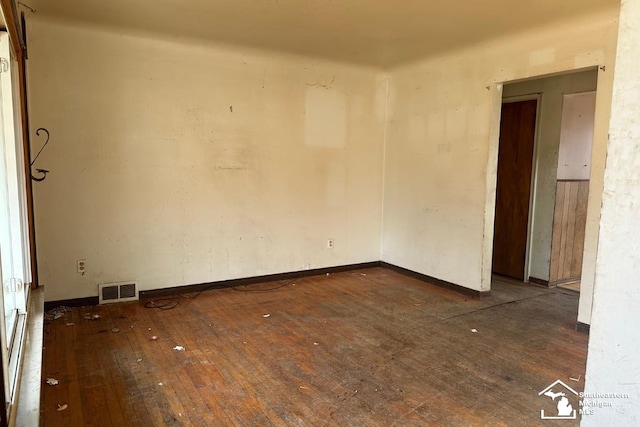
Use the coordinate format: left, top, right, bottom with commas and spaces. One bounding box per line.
482, 66, 609, 328
481, 83, 545, 292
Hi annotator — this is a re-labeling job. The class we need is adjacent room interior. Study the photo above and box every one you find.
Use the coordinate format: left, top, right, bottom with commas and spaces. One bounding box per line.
493, 69, 598, 298
0, 0, 638, 426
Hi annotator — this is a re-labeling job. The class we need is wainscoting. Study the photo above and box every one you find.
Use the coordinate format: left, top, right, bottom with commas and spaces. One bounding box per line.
549, 180, 589, 286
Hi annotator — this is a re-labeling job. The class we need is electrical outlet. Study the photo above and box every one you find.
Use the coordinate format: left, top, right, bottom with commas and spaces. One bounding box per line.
327, 238, 334, 249
77, 259, 86, 274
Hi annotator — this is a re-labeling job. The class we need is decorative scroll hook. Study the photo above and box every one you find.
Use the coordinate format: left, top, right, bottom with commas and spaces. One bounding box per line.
30, 127, 50, 182
31, 168, 49, 182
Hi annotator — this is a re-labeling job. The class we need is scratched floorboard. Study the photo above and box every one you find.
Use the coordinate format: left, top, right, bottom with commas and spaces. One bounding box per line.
41, 267, 588, 426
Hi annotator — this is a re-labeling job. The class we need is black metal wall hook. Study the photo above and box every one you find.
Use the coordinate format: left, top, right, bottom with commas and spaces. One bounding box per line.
30, 127, 50, 182
31, 168, 49, 182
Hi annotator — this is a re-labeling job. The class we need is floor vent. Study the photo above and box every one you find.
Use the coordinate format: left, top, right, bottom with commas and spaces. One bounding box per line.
98, 281, 139, 304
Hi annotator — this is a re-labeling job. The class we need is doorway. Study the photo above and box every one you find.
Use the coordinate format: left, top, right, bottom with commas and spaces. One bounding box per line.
492, 98, 538, 281
490, 69, 598, 291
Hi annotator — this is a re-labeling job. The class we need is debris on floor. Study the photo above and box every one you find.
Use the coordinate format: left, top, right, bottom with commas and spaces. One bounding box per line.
158, 382, 163, 386
150, 335, 158, 341
471, 329, 478, 333
263, 313, 271, 318
112, 328, 120, 333
83, 313, 101, 321
46, 378, 59, 386
66, 322, 74, 326
313, 342, 319, 346
56, 403, 68, 412
569, 374, 582, 382
173, 345, 185, 351
45, 306, 73, 321
136, 358, 143, 363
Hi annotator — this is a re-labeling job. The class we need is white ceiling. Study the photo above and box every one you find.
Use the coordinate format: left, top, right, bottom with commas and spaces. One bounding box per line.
26, 0, 618, 68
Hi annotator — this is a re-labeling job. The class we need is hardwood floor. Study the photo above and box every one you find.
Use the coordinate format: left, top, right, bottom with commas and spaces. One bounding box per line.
41, 267, 588, 426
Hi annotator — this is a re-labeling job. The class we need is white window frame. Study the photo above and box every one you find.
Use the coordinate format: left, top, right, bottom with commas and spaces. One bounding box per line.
0, 30, 32, 421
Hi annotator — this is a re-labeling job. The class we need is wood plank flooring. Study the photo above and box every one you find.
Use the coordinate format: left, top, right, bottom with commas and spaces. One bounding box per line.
41, 268, 588, 426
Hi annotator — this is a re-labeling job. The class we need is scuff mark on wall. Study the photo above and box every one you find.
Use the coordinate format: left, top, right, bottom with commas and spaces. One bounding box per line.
305, 76, 336, 89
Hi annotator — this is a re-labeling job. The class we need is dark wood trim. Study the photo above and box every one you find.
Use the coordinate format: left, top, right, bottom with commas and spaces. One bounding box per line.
140, 262, 382, 299
380, 262, 490, 299
45, 261, 492, 307
576, 322, 590, 334
18, 17, 36, 288
18, 33, 37, 288
528, 276, 550, 287
45, 262, 382, 308
44, 296, 99, 311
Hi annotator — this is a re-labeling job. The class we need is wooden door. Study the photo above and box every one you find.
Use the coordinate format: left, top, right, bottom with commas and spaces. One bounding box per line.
492, 99, 537, 280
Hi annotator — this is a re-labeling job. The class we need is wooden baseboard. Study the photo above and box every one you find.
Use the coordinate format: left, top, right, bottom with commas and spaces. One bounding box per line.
44, 262, 382, 309
528, 277, 550, 287
380, 262, 490, 299
44, 261, 492, 308
44, 296, 99, 311
140, 261, 382, 299
576, 322, 590, 334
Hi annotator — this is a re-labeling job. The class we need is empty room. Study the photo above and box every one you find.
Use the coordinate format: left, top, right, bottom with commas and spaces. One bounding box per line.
0, 0, 638, 426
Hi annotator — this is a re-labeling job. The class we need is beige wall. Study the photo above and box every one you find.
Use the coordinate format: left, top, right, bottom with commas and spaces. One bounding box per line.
382, 7, 618, 305
502, 70, 597, 283
28, 7, 620, 321
28, 18, 385, 302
